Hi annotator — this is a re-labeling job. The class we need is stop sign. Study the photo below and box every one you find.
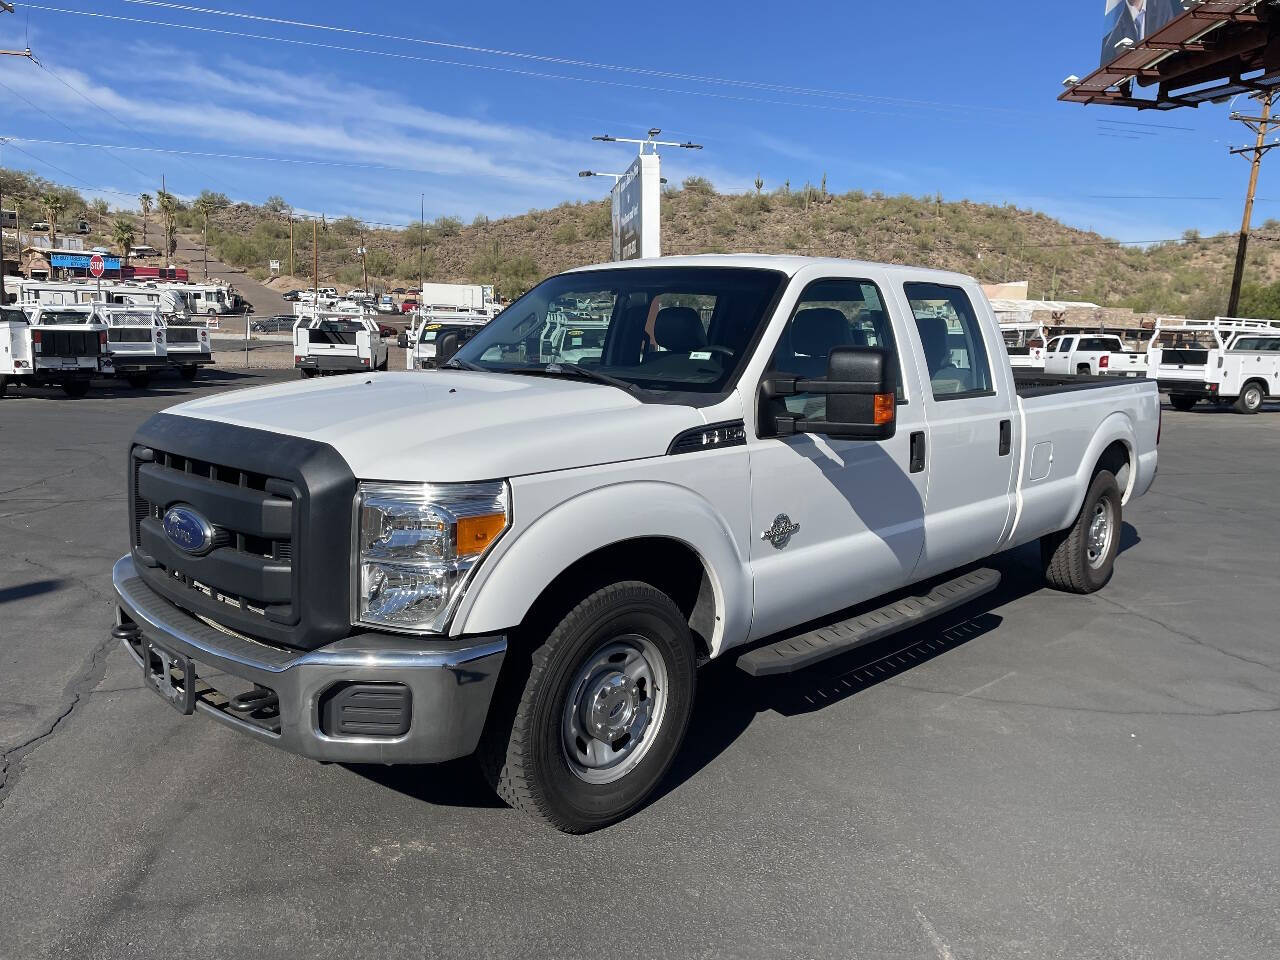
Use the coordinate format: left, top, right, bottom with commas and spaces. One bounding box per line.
88, 253, 105, 278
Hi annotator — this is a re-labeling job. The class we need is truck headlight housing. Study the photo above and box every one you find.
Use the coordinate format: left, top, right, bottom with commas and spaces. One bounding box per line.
353, 481, 509, 633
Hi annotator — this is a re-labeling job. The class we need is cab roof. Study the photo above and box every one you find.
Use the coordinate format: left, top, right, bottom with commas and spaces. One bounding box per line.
563, 253, 976, 285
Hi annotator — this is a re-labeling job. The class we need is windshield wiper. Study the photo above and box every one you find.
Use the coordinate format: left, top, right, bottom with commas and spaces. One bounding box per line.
441, 357, 486, 371
540, 362, 640, 394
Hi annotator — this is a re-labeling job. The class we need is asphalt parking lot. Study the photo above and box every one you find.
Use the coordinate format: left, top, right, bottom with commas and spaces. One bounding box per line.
1, 373, 1278, 960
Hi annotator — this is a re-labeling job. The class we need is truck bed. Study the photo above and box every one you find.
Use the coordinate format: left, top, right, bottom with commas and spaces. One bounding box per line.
1012, 370, 1129, 397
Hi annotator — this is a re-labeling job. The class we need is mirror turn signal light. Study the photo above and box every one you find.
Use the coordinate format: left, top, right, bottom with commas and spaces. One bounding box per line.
873, 393, 895, 425
456, 512, 507, 557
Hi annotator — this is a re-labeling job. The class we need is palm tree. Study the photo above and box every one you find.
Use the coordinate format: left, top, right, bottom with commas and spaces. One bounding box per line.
41, 193, 66, 250
113, 219, 136, 267
155, 190, 178, 262
138, 192, 152, 244
193, 191, 228, 280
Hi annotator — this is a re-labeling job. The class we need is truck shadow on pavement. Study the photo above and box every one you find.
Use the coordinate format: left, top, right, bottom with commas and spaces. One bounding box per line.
348, 525, 1140, 813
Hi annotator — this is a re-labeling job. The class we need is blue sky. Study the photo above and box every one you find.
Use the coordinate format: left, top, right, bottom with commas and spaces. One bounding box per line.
0, 0, 1265, 241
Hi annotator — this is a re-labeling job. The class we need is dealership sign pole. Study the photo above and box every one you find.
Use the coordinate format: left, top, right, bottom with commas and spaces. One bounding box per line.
583, 129, 702, 261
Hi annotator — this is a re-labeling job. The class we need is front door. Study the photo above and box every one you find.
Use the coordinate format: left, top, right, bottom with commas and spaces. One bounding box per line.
898, 281, 1017, 580
747, 276, 929, 642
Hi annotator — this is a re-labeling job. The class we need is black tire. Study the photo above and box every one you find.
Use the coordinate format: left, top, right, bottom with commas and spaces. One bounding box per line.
480, 581, 697, 833
1234, 381, 1265, 415
1076, 363, 1091, 376
61, 379, 90, 398
299, 368, 317, 379
125, 373, 151, 389
0, 375, 9, 398
179, 365, 199, 381
1169, 394, 1198, 412
1041, 470, 1122, 594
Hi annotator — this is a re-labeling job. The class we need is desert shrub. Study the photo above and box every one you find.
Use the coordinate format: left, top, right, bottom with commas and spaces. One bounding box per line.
682, 176, 715, 195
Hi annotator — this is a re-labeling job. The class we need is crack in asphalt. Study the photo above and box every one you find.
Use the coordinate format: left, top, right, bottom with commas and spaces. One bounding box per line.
1094, 593, 1280, 676
0, 631, 118, 811
888, 681, 1280, 718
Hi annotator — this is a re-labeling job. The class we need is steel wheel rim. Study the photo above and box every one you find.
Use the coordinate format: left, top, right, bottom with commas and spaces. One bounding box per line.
1246, 386, 1262, 410
1086, 498, 1115, 569
561, 635, 669, 785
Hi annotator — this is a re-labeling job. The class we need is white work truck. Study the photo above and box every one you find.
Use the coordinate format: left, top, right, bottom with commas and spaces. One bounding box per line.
293, 311, 388, 377
401, 307, 492, 369
163, 318, 214, 380
1147, 317, 1280, 413
0, 304, 107, 397
1043, 333, 1146, 377
111, 256, 1159, 832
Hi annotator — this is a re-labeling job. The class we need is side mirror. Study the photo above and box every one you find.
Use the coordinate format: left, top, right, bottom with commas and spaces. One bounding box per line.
759, 346, 897, 441
397, 333, 408, 349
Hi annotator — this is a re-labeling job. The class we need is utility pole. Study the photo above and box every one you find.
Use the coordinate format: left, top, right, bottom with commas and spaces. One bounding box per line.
418, 192, 424, 292
288, 215, 294, 277
0, 21, 33, 303
359, 232, 368, 293
312, 217, 319, 308
1228, 92, 1278, 317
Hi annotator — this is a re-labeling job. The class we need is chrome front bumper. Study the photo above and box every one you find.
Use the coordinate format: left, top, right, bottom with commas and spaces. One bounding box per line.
112, 555, 506, 763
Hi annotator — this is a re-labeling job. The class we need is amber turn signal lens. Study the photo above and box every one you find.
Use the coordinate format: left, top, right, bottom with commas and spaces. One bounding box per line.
873, 393, 895, 425
456, 513, 507, 557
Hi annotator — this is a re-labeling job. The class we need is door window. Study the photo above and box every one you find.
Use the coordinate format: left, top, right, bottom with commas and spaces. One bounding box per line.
766, 278, 901, 419
904, 283, 994, 399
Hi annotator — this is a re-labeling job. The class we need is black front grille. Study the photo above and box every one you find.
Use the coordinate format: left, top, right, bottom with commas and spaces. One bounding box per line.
129, 414, 357, 650
41, 330, 99, 357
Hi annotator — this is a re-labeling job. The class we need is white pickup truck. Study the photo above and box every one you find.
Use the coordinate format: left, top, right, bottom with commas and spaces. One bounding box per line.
1043, 334, 1145, 378
293, 313, 389, 377
1, 304, 107, 397
111, 256, 1159, 832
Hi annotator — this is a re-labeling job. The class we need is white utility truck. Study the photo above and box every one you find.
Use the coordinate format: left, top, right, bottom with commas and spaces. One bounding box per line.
1, 304, 107, 397
1043, 333, 1146, 377
163, 318, 214, 380
402, 305, 493, 369
111, 256, 1160, 832
1147, 316, 1280, 412
293, 310, 388, 377
95, 305, 170, 388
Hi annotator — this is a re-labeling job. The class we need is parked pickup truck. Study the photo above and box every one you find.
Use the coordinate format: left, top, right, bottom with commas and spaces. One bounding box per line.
293, 313, 388, 377
1147, 318, 1280, 413
1, 304, 107, 397
111, 256, 1159, 832
1043, 334, 1145, 378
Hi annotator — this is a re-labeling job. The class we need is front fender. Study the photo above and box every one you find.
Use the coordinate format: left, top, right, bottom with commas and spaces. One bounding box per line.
452, 481, 750, 657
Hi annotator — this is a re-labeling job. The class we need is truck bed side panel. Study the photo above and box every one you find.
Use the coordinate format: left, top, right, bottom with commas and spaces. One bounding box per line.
1009, 380, 1159, 550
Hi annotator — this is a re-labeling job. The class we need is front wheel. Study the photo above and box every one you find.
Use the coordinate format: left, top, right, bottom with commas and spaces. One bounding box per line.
1041, 470, 1122, 594
480, 581, 696, 833
1234, 382, 1265, 415
1169, 394, 1198, 412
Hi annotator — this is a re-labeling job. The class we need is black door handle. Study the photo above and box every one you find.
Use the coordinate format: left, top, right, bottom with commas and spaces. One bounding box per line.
910, 431, 926, 473
999, 419, 1012, 456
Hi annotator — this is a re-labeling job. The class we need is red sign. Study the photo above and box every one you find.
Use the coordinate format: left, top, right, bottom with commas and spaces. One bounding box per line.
89, 253, 105, 278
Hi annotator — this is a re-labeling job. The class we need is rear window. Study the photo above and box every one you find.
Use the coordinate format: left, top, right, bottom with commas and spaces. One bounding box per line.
1077, 337, 1120, 351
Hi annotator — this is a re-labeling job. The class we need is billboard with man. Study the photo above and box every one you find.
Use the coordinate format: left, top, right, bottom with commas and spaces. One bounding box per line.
1100, 0, 1184, 67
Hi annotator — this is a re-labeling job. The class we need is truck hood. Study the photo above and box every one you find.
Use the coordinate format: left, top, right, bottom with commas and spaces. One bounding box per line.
162, 371, 705, 481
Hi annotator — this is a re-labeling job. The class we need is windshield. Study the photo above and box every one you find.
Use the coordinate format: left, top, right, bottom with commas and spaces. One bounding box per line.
38, 310, 93, 325
452, 266, 786, 394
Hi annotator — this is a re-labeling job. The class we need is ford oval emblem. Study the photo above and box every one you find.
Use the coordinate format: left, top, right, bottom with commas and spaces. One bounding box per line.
162, 504, 215, 555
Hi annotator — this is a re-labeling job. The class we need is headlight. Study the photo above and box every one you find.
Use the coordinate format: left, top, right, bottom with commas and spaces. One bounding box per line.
353, 481, 508, 633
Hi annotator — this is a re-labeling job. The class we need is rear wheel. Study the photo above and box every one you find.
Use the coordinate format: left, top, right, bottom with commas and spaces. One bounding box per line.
480, 581, 696, 833
125, 373, 151, 389
1169, 394, 1198, 412
0, 375, 8, 398
1234, 381, 1265, 415
1041, 469, 1122, 594
179, 365, 199, 381
61, 379, 90, 398
1076, 363, 1091, 376
299, 368, 317, 379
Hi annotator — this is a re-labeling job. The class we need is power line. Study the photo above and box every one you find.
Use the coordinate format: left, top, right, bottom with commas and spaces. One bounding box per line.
0, 75, 156, 181
0, 134, 568, 187
22, 4, 1038, 128
125, 0, 1030, 119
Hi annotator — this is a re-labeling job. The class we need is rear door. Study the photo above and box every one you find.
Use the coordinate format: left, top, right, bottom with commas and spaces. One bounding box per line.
747, 273, 930, 641
898, 281, 1018, 580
